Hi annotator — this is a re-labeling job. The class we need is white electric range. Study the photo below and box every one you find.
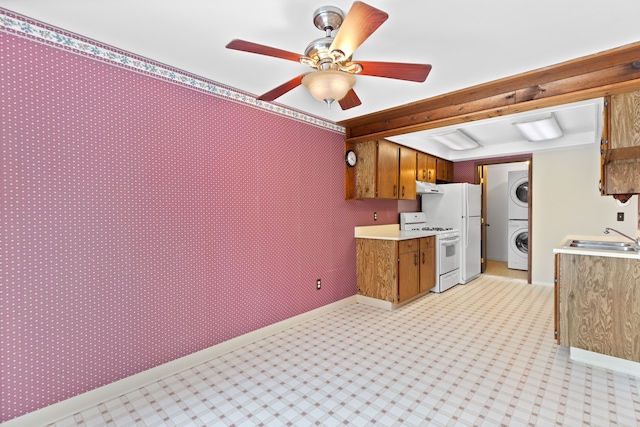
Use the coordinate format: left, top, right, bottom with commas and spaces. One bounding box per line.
399, 212, 461, 293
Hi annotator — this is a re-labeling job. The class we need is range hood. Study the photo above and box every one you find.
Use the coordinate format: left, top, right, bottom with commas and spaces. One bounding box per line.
416, 181, 442, 194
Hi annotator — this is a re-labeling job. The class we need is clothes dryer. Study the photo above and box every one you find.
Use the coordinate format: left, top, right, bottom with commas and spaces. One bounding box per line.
508, 220, 528, 270
508, 170, 528, 220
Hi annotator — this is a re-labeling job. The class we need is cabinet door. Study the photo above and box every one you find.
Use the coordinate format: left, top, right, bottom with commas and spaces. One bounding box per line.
356, 239, 397, 302
416, 152, 427, 182
436, 158, 454, 182
398, 250, 419, 303
377, 140, 399, 199
398, 239, 419, 303
558, 254, 640, 362
399, 146, 417, 200
604, 91, 640, 197
419, 237, 436, 293
426, 155, 437, 183
355, 140, 377, 199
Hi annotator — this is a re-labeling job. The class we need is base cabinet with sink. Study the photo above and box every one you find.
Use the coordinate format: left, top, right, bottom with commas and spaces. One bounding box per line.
554, 236, 640, 364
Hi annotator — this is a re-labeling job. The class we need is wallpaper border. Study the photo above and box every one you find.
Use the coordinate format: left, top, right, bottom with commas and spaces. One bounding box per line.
0, 8, 345, 134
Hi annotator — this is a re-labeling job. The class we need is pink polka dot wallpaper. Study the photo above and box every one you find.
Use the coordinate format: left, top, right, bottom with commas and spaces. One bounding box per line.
0, 17, 405, 422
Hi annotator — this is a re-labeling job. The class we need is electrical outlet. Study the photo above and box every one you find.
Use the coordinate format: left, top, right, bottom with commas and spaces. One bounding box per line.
374, 212, 378, 221
316, 279, 321, 290
617, 212, 624, 221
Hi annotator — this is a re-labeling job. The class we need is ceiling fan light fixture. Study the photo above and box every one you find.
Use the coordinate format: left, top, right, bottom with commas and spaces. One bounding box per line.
301, 70, 356, 107
430, 129, 481, 151
513, 114, 563, 141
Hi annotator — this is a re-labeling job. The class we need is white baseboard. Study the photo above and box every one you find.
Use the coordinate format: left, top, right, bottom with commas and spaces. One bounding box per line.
531, 280, 553, 287
570, 347, 640, 377
1, 296, 357, 427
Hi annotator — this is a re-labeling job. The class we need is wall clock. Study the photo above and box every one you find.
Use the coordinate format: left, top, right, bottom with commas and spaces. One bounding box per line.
345, 150, 357, 167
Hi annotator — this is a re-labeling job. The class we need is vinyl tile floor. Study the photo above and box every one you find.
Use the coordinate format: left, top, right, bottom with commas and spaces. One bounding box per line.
48, 276, 640, 427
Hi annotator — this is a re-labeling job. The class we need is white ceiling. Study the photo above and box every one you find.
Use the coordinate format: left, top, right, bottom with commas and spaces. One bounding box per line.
1, 0, 638, 157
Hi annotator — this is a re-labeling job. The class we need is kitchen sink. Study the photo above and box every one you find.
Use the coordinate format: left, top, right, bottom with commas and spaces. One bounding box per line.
563, 239, 639, 252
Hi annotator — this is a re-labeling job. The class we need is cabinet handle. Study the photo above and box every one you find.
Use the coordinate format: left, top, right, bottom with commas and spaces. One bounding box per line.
598, 179, 602, 192
414, 253, 418, 266
423, 170, 426, 180
402, 186, 405, 197
393, 184, 397, 196
422, 252, 425, 264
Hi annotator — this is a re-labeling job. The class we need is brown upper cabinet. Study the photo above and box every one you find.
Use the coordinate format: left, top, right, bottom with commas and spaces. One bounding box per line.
353, 139, 451, 200
355, 139, 398, 199
601, 90, 640, 203
399, 146, 417, 200
416, 152, 437, 183
436, 158, 454, 183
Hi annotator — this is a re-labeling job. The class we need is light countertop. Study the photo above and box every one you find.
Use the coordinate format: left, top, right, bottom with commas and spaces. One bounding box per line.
354, 224, 438, 241
553, 234, 640, 259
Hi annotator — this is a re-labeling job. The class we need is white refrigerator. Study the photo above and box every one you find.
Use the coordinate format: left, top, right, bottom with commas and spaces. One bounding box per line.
421, 183, 482, 284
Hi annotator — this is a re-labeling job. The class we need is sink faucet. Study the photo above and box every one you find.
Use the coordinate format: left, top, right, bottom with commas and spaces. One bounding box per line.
603, 227, 640, 249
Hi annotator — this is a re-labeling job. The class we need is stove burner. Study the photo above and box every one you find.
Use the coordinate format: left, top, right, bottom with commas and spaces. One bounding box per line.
422, 226, 453, 231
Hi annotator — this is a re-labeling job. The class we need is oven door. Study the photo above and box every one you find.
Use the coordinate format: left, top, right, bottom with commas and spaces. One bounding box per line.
439, 237, 461, 274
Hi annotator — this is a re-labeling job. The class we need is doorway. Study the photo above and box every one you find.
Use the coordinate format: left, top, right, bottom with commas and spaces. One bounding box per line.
475, 157, 532, 284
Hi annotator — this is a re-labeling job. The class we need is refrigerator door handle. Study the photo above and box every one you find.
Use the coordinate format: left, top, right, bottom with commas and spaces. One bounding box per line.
465, 218, 469, 248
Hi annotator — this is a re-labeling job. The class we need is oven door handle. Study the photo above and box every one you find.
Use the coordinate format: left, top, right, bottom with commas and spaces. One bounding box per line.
440, 237, 460, 245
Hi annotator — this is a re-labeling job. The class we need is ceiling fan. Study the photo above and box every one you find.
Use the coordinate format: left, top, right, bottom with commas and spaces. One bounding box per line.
226, 1, 432, 110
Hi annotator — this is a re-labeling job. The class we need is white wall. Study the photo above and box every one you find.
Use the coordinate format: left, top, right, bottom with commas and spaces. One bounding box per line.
486, 162, 528, 261
532, 143, 638, 285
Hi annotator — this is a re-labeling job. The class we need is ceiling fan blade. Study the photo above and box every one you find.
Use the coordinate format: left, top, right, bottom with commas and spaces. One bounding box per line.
329, 2, 388, 60
256, 74, 308, 102
357, 61, 432, 82
338, 89, 362, 110
226, 39, 301, 62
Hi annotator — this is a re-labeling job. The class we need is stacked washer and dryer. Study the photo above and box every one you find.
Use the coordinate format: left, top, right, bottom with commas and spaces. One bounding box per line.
507, 170, 529, 270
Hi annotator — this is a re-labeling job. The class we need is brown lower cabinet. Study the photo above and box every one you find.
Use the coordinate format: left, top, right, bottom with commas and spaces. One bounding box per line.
398, 239, 419, 303
556, 252, 640, 362
356, 236, 436, 304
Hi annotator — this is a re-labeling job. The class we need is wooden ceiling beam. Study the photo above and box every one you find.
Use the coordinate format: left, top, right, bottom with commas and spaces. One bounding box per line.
339, 41, 640, 143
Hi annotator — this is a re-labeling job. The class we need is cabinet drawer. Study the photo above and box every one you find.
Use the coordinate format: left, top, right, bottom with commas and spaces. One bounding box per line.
420, 236, 435, 249
399, 239, 419, 254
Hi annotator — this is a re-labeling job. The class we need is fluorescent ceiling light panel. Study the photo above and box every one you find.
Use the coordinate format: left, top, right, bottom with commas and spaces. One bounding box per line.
430, 129, 481, 151
513, 114, 563, 141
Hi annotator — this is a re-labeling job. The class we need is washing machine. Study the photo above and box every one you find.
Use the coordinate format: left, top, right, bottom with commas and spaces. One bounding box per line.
508, 170, 528, 220
508, 220, 528, 270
